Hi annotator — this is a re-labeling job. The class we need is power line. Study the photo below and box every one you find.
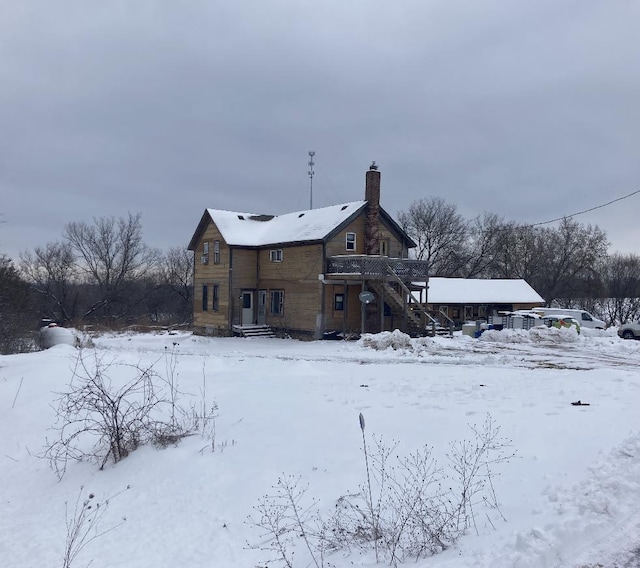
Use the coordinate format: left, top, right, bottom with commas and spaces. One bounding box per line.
530, 188, 640, 227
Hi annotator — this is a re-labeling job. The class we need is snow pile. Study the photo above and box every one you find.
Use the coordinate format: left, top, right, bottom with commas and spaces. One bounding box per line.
479, 326, 581, 344
39, 326, 93, 349
358, 330, 441, 355
503, 432, 640, 567
359, 329, 415, 351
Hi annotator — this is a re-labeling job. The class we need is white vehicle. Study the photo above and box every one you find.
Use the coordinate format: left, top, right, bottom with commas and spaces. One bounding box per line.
532, 308, 605, 329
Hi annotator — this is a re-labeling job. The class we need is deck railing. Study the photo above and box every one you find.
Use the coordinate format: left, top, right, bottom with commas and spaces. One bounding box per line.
326, 255, 429, 281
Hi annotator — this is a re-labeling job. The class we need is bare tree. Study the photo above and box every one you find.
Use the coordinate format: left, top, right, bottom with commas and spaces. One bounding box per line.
461, 212, 505, 278
160, 247, 193, 321
492, 223, 547, 282
536, 218, 608, 305
398, 197, 468, 276
0, 255, 34, 354
20, 241, 79, 324
64, 213, 159, 321
600, 253, 640, 324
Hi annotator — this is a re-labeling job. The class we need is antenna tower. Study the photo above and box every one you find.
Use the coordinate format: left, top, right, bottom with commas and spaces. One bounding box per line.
308, 151, 315, 209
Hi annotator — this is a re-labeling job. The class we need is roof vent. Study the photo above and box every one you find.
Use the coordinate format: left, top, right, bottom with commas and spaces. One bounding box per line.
341, 205, 348, 211
248, 214, 275, 222
298, 213, 305, 218
237, 215, 245, 220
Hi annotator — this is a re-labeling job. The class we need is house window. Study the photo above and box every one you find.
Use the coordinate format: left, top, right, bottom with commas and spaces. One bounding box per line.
346, 232, 356, 251
213, 240, 220, 264
334, 293, 345, 311
270, 249, 283, 262
201, 241, 210, 264
202, 285, 208, 311
270, 290, 284, 315
464, 305, 474, 321
212, 284, 219, 311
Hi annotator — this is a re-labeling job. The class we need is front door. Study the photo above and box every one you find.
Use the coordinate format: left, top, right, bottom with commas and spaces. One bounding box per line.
241, 291, 254, 325
257, 290, 267, 325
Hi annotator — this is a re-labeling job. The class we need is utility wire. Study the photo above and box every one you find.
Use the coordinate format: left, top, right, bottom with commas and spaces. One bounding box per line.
530, 188, 640, 227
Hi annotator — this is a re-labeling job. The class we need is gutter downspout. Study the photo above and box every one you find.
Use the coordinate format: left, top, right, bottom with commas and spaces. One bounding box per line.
316, 243, 327, 339
228, 248, 233, 332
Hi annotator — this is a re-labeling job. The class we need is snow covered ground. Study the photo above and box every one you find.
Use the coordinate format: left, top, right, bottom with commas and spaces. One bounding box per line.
2, 328, 640, 567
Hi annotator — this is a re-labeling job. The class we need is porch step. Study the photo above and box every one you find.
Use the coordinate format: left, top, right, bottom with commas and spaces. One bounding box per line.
232, 324, 276, 338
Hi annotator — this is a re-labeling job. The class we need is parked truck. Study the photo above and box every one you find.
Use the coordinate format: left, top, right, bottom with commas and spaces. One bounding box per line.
531, 308, 605, 329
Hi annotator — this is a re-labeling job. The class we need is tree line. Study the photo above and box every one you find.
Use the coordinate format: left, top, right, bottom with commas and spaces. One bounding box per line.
0, 213, 192, 353
398, 197, 640, 325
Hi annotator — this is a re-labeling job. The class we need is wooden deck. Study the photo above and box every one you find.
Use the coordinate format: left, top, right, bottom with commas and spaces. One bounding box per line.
325, 255, 429, 281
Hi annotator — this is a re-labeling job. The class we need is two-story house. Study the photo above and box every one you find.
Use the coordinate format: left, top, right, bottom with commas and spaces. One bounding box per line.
187, 164, 431, 338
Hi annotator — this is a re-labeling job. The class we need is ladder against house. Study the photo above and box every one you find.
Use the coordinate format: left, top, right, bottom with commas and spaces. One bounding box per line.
232, 324, 276, 338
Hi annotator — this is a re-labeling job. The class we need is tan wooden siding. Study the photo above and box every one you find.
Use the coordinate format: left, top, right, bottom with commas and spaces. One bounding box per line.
379, 224, 406, 258
325, 217, 365, 256
229, 248, 259, 325
193, 221, 231, 330
324, 284, 361, 332
258, 244, 323, 281
262, 281, 321, 331
325, 215, 407, 258
256, 244, 324, 331
231, 248, 259, 289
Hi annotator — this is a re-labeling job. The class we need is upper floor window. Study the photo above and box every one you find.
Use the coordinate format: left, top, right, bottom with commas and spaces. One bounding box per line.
346, 232, 356, 251
213, 240, 220, 264
201, 242, 210, 264
270, 249, 284, 262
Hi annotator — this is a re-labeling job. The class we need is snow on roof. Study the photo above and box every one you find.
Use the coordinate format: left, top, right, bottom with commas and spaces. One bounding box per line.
413, 277, 544, 304
207, 201, 367, 246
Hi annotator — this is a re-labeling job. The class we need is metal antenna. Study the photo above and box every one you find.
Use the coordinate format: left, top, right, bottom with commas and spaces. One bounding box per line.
308, 151, 315, 209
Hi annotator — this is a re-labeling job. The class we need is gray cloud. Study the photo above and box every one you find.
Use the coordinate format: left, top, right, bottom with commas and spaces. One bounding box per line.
1, 0, 639, 259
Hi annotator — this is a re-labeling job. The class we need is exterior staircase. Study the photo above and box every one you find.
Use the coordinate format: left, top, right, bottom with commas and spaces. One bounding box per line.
369, 266, 454, 337
232, 324, 276, 338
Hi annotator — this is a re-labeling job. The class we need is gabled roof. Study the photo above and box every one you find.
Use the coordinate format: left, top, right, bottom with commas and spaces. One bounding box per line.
412, 278, 544, 304
209, 201, 366, 246
188, 200, 416, 249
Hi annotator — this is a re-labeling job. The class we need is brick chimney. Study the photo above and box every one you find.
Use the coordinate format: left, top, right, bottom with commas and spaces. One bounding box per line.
364, 161, 380, 255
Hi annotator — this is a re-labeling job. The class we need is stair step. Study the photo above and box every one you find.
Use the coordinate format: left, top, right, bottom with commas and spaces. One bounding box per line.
232, 324, 276, 338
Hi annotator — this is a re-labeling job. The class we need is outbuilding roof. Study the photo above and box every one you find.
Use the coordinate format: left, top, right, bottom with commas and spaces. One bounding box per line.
413, 277, 544, 304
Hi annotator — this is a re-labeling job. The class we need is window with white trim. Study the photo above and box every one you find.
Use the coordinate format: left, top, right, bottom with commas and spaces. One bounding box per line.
346, 232, 356, 251
201, 241, 210, 264
270, 249, 283, 262
213, 240, 220, 264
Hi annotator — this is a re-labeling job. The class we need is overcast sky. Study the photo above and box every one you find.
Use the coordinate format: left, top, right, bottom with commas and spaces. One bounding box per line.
2, 0, 639, 261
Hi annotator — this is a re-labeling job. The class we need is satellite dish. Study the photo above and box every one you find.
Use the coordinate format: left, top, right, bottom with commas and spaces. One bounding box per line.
359, 291, 375, 304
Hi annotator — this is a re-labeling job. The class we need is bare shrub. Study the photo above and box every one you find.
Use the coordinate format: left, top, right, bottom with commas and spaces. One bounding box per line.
63, 485, 129, 568
248, 414, 513, 567
44, 346, 216, 478
250, 475, 327, 568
